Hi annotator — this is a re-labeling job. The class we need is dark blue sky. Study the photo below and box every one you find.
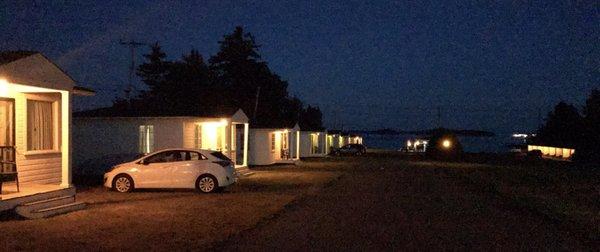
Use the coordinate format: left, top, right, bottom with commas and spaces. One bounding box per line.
1, 1, 597, 133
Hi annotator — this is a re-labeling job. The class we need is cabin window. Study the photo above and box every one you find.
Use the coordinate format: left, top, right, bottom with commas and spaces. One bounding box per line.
139, 125, 154, 154
27, 100, 55, 151
270, 133, 276, 152
311, 134, 319, 154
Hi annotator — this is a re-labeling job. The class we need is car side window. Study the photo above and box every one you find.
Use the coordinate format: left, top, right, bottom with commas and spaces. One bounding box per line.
189, 151, 208, 160
144, 151, 169, 164
144, 151, 186, 164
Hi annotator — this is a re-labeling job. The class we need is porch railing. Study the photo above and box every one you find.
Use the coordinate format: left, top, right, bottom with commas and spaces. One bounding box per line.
0, 146, 19, 193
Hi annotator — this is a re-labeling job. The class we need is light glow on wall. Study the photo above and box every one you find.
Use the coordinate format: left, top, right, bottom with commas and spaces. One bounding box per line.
199, 119, 228, 151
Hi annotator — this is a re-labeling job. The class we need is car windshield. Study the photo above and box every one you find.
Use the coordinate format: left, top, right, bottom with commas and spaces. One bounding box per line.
210, 151, 231, 161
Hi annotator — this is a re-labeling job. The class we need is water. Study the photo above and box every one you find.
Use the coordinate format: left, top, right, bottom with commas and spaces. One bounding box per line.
363, 133, 514, 153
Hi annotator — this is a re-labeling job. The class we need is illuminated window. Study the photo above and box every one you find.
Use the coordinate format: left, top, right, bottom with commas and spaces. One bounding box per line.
270, 133, 275, 152
139, 125, 154, 154
27, 100, 55, 151
310, 134, 319, 154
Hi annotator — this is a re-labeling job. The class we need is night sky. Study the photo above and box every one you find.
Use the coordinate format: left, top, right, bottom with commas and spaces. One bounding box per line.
1, 1, 597, 133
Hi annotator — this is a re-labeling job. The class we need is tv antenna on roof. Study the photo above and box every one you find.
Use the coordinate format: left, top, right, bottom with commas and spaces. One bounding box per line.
119, 39, 148, 100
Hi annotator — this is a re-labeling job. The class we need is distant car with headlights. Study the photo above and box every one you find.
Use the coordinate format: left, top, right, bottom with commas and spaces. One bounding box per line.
330, 144, 367, 156
104, 148, 237, 193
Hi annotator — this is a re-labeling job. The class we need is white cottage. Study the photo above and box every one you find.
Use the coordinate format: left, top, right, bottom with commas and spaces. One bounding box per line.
299, 129, 328, 157
0, 51, 93, 218
73, 108, 250, 171
248, 123, 300, 165
326, 130, 345, 149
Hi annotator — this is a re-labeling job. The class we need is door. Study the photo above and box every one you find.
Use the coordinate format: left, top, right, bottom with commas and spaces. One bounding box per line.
280, 132, 289, 159
137, 151, 180, 188
235, 124, 244, 166
0, 99, 15, 172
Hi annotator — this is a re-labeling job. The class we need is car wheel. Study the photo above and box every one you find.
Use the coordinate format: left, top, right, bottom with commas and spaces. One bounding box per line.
113, 174, 134, 193
196, 175, 219, 193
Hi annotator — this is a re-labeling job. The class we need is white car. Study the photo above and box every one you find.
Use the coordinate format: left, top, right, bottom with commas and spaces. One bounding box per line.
104, 148, 237, 193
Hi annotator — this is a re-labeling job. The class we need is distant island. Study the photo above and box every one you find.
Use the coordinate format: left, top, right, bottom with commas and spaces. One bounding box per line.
354, 128, 496, 137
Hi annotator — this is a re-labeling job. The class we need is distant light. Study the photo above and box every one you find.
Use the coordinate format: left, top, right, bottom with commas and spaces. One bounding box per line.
512, 133, 529, 138
415, 140, 421, 145
407, 140, 412, 147
442, 139, 451, 148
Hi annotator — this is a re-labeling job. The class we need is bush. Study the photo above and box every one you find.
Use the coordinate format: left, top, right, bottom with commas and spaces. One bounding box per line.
425, 129, 463, 160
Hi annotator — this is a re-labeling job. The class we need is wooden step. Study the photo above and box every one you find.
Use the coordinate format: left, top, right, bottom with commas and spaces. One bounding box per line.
15, 196, 75, 214
20, 202, 86, 219
0, 187, 76, 212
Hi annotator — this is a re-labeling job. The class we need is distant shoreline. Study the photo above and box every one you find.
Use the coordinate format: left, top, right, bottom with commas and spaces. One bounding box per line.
354, 128, 496, 137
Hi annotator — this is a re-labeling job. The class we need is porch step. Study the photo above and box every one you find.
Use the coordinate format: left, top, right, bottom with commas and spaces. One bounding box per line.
0, 187, 77, 212
13, 187, 86, 219
32, 202, 86, 218
16, 196, 75, 213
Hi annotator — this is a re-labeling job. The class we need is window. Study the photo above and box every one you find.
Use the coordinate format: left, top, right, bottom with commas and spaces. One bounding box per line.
270, 133, 276, 152
27, 100, 55, 151
139, 125, 154, 154
189, 151, 207, 160
311, 134, 319, 154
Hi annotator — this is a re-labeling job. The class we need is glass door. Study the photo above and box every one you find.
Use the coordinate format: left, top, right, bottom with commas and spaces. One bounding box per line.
0, 98, 15, 172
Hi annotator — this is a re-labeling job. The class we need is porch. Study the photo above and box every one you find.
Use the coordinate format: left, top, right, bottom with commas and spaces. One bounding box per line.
0, 79, 72, 207
0, 182, 68, 212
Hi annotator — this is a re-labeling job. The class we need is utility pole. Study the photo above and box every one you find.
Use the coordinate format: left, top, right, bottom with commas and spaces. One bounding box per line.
119, 39, 147, 100
253, 86, 261, 122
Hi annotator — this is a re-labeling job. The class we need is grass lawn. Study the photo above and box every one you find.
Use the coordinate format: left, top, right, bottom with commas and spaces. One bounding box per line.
0, 164, 341, 250
0, 152, 596, 250
406, 155, 600, 243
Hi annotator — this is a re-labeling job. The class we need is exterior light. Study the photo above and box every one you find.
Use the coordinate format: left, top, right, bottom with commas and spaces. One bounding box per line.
415, 140, 421, 145
407, 140, 412, 147
0, 78, 8, 97
220, 119, 228, 125
442, 139, 451, 148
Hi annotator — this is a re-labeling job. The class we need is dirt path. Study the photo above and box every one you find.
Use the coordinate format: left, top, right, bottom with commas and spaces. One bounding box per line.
219, 157, 588, 250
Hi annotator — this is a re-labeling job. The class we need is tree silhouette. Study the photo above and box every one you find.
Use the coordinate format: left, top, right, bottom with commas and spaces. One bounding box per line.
209, 26, 312, 128
93, 27, 323, 130
534, 102, 584, 148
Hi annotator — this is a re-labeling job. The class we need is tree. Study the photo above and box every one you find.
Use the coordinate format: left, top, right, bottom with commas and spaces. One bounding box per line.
209, 26, 297, 127
299, 105, 324, 131
575, 89, 600, 161
534, 102, 584, 148
136, 42, 170, 97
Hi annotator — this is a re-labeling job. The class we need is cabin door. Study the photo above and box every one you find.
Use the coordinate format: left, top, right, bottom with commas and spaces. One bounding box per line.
0, 99, 15, 170
280, 132, 289, 159
235, 124, 244, 166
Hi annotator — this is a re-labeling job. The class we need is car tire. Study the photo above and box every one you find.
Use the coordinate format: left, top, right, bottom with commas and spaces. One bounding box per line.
113, 174, 134, 193
196, 174, 219, 193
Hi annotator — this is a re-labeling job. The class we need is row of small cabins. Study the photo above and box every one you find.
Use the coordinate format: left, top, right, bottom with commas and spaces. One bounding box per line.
72, 109, 364, 168
0, 51, 364, 217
